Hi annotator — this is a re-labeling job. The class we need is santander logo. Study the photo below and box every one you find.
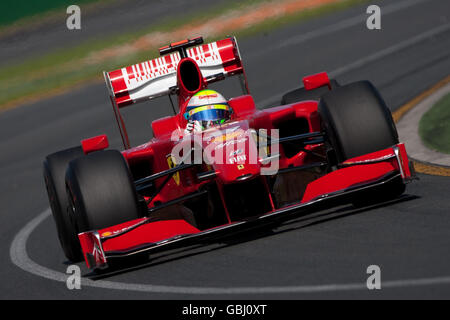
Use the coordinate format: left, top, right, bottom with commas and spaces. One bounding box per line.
198, 94, 218, 99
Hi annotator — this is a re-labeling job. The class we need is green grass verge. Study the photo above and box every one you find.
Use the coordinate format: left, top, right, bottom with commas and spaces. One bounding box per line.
419, 91, 450, 154
0, 0, 368, 110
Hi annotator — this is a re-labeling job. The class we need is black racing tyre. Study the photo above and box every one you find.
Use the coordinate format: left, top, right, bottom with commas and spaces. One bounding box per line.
318, 80, 399, 163
318, 81, 403, 204
281, 79, 340, 105
43, 146, 84, 262
65, 150, 141, 233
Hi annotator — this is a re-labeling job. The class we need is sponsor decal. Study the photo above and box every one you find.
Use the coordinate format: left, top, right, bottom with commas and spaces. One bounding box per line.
166, 154, 181, 185
214, 138, 247, 150
198, 93, 218, 99
211, 130, 243, 143
344, 154, 394, 165
229, 155, 246, 164
229, 149, 243, 156
100, 222, 144, 238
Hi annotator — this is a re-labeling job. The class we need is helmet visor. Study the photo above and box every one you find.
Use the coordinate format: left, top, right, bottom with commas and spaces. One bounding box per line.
184, 104, 231, 121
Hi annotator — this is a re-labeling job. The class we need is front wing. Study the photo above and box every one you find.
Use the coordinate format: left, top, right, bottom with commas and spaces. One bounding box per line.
79, 143, 414, 270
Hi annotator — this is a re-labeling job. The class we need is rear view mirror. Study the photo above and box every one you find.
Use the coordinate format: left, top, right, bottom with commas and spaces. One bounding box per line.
81, 135, 109, 154
303, 72, 331, 90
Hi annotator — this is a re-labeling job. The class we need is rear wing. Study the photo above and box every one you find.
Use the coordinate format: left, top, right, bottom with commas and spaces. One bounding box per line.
104, 37, 248, 109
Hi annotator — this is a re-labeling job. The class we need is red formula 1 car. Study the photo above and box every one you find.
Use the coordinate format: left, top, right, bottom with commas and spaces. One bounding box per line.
43, 36, 415, 270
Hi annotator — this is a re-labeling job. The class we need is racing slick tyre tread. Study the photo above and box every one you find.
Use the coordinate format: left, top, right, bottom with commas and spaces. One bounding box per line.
318, 80, 403, 204
318, 80, 399, 163
281, 80, 340, 105
43, 146, 84, 262
65, 149, 141, 233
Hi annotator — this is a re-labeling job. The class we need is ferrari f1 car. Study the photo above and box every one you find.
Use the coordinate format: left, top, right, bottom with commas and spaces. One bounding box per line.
43, 36, 415, 270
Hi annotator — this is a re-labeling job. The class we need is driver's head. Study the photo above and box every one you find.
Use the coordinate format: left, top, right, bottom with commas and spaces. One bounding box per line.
184, 89, 232, 130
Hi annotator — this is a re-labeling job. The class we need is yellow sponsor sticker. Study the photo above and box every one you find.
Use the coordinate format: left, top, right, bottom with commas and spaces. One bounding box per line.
167, 154, 180, 185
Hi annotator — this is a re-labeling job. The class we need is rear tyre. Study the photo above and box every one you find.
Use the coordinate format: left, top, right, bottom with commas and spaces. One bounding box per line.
65, 150, 141, 233
318, 80, 403, 203
281, 80, 339, 105
43, 147, 84, 262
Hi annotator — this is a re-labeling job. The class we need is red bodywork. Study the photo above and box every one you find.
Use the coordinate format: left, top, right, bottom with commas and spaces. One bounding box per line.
79, 37, 414, 269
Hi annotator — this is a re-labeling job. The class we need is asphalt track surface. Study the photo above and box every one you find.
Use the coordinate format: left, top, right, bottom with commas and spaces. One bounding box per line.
1, 0, 450, 299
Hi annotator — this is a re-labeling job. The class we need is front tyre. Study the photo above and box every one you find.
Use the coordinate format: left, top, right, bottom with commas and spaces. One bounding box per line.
318, 80, 404, 203
65, 150, 141, 233
318, 80, 399, 163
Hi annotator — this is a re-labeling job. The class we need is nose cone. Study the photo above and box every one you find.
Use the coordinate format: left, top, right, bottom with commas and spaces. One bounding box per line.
213, 156, 261, 184
202, 121, 261, 183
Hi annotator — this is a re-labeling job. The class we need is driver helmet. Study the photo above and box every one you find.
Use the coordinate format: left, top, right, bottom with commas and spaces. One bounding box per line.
184, 89, 232, 131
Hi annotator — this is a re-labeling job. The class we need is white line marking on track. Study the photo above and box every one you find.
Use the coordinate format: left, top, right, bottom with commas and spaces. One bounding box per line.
329, 22, 450, 78
9, 208, 450, 295
257, 21, 450, 108
247, 0, 432, 60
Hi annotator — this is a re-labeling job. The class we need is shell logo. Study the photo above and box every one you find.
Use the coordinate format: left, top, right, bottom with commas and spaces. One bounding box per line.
212, 130, 242, 143
166, 154, 181, 185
